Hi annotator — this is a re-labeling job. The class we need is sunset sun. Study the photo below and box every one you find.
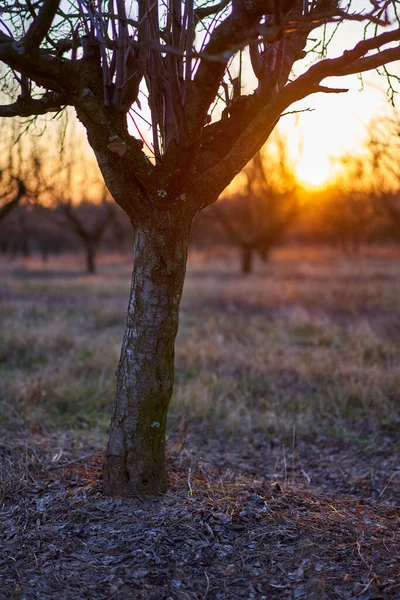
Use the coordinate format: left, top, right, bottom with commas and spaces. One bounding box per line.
295, 154, 335, 189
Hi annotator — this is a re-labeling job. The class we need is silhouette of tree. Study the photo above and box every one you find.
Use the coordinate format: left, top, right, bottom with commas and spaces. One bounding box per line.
214, 136, 297, 273
0, 176, 26, 223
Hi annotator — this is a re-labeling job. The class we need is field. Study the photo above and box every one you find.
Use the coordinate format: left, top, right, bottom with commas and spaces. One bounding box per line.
1, 247, 399, 599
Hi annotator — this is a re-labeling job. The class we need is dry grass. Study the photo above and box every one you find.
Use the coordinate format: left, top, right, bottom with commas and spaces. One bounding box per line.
173, 249, 400, 441
1, 247, 399, 445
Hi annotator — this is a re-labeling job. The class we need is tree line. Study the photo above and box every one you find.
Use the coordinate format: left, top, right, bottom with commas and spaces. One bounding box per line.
2, 167, 400, 277
2, 119, 400, 275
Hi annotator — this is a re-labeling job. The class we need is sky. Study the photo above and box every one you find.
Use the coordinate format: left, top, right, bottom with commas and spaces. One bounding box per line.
280, 73, 392, 189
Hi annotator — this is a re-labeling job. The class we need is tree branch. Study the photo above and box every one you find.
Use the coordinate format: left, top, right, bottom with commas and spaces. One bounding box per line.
194, 0, 230, 24
23, 0, 60, 51
315, 85, 349, 93
333, 46, 400, 77
0, 31, 76, 93
194, 29, 309, 178
195, 28, 400, 206
300, 28, 400, 82
0, 91, 68, 117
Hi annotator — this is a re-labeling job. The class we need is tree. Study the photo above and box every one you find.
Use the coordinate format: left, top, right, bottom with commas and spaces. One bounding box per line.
366, 113, 400, 240
317, 186, 376, 254
45, 199, 115, 273
1, 0, 399, 496
0, 128, 42, 253
0, 175, 26, 224
62, 200, 114, 273
213, 135, 298, 274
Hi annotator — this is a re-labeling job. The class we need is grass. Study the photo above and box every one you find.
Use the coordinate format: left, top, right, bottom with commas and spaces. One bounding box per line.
173, 250, 400, 444
0, 248, 399, 445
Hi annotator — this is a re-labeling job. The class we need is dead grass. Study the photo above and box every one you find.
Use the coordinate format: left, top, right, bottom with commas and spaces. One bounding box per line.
0, 247, 399, 599
172, 252, 400, 442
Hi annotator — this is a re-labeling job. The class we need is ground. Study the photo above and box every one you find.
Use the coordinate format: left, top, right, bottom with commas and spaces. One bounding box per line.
0, 247, 399, 600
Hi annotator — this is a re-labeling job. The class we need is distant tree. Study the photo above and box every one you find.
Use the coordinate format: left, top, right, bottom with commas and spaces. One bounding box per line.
50, 199, 114, 274
366, 114, 400, 241
1, 0, 400, 496
0, 175, 26, 224
320, 114, 400, 253
31, 208, 76, 261
213, 136, 298, 274
318, 187, 375, 255
105, 204, 133, 254
0, 134, 41, 256
31, 126, 117, 269
380, 192, 400, 238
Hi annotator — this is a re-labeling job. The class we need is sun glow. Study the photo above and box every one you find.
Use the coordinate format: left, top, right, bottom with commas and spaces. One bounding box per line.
295, 154, 336, 189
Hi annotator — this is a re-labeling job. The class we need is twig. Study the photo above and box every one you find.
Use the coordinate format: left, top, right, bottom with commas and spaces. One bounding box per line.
280, 107, 315, 118
187, 466, 193, 496
47, 453, 101, 470
377, 471, 397, 500
204, 571, 210, 598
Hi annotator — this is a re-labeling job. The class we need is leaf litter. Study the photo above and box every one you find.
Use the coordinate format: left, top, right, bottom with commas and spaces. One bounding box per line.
0, 428, 399, 600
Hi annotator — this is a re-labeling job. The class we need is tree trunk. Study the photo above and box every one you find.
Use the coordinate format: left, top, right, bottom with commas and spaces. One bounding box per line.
85, 241, 96, 274
41, 247, 49, 263
258, 243, 272, 263
241, 246, 254, 275
103, 215, 192, 496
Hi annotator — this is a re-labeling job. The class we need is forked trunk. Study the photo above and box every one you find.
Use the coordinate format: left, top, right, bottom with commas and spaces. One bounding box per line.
103, 214, 192, 496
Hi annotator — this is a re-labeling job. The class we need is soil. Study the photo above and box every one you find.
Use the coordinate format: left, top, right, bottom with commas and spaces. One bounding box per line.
1, 426, 399, 600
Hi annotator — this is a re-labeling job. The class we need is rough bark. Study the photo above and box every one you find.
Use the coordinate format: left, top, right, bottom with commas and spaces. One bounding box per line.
103, 209, 192, 496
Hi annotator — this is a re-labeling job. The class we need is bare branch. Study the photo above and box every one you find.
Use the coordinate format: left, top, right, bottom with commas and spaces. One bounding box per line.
315, 85, 349, 93
0, 31, 76, 93
0, 91, 68, 118
333, 45, 400, 77
195, 26, 400, 205
301, 27, 400, 82
22, 0, 60, 51
113, 0, 129, 109
194, 0, 230, 24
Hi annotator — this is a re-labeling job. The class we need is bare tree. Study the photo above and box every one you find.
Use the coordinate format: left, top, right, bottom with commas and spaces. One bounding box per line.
51, 199, 114, 273
0, 120, 41, 224
366, 114, 400, 239
317, 187, 376, 254
0, 176, 26, 223
213, 137, 297, 274
1, 0, 400, 496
